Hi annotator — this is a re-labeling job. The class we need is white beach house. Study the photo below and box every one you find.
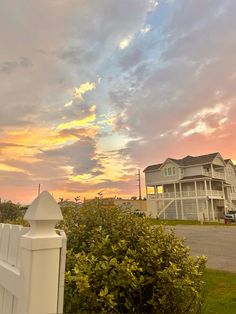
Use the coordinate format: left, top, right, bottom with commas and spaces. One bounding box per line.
144, 152, 236, 221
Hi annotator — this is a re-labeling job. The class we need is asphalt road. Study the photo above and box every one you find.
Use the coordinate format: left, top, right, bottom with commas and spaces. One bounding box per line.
172, 225, 236, 272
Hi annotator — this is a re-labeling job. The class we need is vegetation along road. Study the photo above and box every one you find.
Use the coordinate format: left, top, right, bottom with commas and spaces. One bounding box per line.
173, 225, 236, 273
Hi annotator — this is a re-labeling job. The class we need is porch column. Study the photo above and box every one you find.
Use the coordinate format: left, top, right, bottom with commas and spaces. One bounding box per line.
179, 182, 184, 219
211, 198, 215, 221
194, 181, 199, 220
222, 181, 226, 214
204, 180, 207, 196
205, 198, 209, 221
154, 186, 157, 199
209, 180, 212, 196
211, 164, 214, 178
174, 183, 178, 219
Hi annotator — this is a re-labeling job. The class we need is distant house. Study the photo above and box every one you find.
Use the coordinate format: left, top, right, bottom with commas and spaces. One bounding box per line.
114, 199, 147, 214
143, 152, 236, 221
84, 197, 147, 214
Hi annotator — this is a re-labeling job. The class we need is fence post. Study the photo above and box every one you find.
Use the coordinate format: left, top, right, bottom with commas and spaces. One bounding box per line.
18, 191, 63, 314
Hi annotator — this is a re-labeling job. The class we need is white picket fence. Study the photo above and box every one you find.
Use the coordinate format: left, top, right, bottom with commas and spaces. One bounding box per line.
0, 191, 66, 314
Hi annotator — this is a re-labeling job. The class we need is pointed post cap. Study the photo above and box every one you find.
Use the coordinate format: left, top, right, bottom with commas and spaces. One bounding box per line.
25, 191, 63, 221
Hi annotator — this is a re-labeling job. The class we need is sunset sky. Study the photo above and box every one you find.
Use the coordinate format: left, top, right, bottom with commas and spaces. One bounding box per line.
0, 0, 236, 204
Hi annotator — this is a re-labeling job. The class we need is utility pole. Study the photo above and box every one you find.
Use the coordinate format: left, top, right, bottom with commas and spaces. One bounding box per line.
38, 184, 41, 196
136, 169, 142, 200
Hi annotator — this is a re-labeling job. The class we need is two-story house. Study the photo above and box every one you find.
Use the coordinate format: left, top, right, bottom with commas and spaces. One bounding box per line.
144, 152, 236, 221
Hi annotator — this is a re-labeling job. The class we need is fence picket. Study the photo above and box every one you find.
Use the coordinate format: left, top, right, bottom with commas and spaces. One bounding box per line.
12, 296, 18, 313
2, 290, 13, 314
0, 225, 10, 261
7, 225, 22, 267
0, 286, 4, 314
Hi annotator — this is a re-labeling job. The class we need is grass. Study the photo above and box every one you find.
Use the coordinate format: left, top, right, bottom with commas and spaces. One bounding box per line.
202, 269, 236, 314
147, 218, 228, 226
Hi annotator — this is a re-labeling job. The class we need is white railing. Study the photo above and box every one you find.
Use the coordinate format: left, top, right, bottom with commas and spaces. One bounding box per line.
202, 169, 225, 179
182, 191, 196, 197
212, 171, 225, 179
148, 189, 224, 199
202, 170, 211, 176
207, 190, 224, 197
230, 193, 236, 200
197, 190, 206, 196
147, 194, 156, 199
0, 191, 66, 314
163, 192, 175, 198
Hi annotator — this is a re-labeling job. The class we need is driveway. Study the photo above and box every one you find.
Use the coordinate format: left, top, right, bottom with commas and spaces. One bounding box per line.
172, 225, 236, 272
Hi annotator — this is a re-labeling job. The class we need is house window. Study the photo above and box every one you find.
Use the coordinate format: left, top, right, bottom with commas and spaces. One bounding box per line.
147, 186, 155, 194
164, 166, 178, 176
157, 186, 163, 194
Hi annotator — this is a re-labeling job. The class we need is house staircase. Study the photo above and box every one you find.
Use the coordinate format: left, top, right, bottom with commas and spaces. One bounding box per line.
158, 200, 175, 219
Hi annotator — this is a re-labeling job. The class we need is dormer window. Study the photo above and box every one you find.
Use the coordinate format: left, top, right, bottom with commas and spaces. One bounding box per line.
164, 166, 176, 176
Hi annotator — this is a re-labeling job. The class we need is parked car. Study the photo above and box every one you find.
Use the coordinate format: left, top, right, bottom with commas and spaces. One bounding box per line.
224, 212, 236, 223
227, 210, 236, 218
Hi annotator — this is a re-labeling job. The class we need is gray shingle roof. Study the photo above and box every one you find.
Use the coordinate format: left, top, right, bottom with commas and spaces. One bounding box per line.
143, 152, 220, 172
170, 152, 219, 166
143, 163, 162, 172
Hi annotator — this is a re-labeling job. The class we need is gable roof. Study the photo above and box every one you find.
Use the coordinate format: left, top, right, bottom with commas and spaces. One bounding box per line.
143, 163, 162, 172
170, 152, 219, 167
144, 152, 221, 172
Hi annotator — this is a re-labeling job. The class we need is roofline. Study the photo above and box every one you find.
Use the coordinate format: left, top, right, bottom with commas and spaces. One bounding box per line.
225, 159, 235, 166
145, 153, 227, 171
159, 158, 180, 169
213, 152, 226, 166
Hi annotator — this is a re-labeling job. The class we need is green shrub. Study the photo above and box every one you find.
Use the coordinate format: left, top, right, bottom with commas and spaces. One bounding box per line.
59, 199, 206, 313
0, 200, 26, 223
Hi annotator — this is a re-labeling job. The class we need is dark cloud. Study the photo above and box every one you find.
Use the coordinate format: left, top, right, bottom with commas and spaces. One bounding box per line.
37, 138, 100, 176
0, 57, 32, 74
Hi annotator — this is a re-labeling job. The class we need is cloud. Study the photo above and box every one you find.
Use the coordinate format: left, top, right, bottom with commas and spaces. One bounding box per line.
108, 0, 236, 168
0, 57, 32, 74
140, 24, 151, 34
74, 82, 96, 101
119, 35, 133, 49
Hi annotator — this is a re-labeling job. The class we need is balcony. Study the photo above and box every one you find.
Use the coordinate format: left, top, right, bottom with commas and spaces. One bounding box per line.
202, 170, 211, 176
212, 171, 225, 180
202, 169, 225, 179
182, 191, 196, 197
231, 193, 236, 200
147, 189, 224, 199
207, 190, 224, 197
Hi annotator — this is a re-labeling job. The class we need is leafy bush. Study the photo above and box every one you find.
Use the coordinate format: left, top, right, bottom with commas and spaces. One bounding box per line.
0, 200, 26, 223
59, 199, 206, 313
